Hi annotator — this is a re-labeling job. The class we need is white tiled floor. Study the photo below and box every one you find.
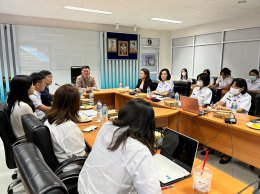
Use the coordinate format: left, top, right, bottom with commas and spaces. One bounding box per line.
0, 140, 259, 193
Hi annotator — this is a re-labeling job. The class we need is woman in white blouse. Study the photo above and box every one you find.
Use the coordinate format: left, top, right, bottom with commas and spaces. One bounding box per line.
190, 73, 212, 106
78, 99, 161, 194
215, 67, 233, 89
44, 84, 86, 170
7, 75, 35, 138
153, 68, 174, 97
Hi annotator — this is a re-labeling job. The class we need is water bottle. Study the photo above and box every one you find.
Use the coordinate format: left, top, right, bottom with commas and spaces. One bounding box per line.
89, 90, 94, 106
102, 104, 108, 122
119, 82, 123, 89
231, 99, 237, 111
125, 83, 129, 91
147, 87, 151, 99
96, 100, 102, 123
175, 92, 180, 101
79, 88, 84, 98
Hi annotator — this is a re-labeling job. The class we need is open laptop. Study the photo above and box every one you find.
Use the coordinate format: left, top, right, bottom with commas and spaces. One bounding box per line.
154, 128, 198, 186
180, 95, 206, 115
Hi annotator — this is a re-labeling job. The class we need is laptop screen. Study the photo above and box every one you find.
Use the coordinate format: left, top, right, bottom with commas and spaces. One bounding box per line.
160, 128, 198, 173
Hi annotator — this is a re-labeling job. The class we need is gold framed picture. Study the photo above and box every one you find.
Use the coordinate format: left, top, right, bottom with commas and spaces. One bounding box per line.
118, 41, 128, 56
107, 38, 117, 52
129, 40, 138, 53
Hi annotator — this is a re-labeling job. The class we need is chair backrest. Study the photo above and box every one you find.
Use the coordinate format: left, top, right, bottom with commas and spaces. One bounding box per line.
174, 81, 191, 96
21, 114, 60, 171
150, 81, 159, 91
0, 109, 17, 169
248, 91, 260, 116
71, 66, 82, 84
210, 88, 222, 104
13, 142, 68, 194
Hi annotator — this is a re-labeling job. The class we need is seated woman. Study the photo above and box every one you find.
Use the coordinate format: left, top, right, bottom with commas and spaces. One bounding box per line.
135, 68, 152, 93
190, 73, 212, 106
214, 67, 233, 89
178, 68, 192, 82
203, 69, 215, 86
153, 68, 174, 97
246, 69, 260, 91
215, 78, 251, 164
7, 75, 35, 138
44, 84, 86, 170
78, 99, 161, 194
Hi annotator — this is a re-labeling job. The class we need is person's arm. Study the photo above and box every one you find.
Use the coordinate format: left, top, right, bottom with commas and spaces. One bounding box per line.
203, 89, 212, 105
76, 76, 82, 88
89, 76, 97, 90
37, 104, 51, 112
130, 154, 161, 194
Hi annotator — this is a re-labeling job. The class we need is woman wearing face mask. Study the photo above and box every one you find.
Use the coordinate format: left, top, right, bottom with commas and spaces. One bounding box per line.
215, 68, 233, 89
215, 78, 251, 113
178, 68, 192, 82
153, 68, 174, 96
135, 68, 152, 93
246, 69, 260, 91
190, 73, 212, 106
215, 78, 251, 164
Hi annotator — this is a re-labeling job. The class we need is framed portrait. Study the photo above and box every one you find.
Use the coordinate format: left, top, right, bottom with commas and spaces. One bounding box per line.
141, 53, 158, 72
107, 38, 117, 52
129, 40, 138, 53
118, 41, 128, 56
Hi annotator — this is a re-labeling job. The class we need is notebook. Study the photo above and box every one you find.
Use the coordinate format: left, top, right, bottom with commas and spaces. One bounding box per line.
180, 95, 206, 115
154, 128, 198, 186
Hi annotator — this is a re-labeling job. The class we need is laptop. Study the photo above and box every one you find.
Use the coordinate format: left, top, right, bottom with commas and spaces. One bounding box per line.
180, 95, 206, 115
154, 128, 198, 186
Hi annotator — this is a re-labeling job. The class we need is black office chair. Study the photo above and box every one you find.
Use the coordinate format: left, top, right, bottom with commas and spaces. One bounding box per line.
0, 109, 26, 194
210, 88, 222, 104
13, 142, 68, 194
173, 81, 191, 96
21, 114, 86, 193
248, 91, 260, 116
71, 66, 82, 84
150, 81, 159, 91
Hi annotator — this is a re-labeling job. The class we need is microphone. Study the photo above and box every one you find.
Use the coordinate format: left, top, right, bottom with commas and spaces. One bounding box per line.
237, 180, 260, 194
55, 83, 60, 86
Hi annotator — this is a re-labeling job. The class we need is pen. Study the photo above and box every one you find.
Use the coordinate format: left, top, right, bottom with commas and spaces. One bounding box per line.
161, 184, 174, 190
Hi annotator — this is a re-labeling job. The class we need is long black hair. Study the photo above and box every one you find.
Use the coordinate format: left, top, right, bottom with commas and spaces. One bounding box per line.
108, 98, 156, 154
7, 75, 35, 115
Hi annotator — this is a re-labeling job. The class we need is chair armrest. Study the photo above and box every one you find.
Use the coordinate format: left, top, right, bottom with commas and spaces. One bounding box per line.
55, 156, 87, 174
12, 136, 27, 146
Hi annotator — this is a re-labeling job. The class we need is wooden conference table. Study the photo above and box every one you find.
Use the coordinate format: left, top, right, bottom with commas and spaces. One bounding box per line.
85, 89, 260, 168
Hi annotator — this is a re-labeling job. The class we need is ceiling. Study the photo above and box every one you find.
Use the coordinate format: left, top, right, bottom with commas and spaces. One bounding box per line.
1, 0, 260, 30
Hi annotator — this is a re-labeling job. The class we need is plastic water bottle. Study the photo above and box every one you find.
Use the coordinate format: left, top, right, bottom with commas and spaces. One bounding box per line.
79, 88, 84, 98
147, 87, 151, 99
96, 100, 102, 123
119, 82, 123, 89
89, 90, 94, 106
102, 104, 108, 122
231, 99, 237, 111
125, 83, 129, 91
175, 92, 180, 101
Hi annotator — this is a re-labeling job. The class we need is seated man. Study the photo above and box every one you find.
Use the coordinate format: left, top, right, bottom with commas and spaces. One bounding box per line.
40, 70, 53, 106
76, 66, 97, 91
29, 72, 51, 119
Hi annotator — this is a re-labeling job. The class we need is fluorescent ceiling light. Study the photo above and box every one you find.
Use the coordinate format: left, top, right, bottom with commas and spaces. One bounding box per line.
64, 6, 112, 15
150, 18, 182, 24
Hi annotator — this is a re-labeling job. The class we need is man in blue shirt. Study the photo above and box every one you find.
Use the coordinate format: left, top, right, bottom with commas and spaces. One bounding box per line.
40, 70, 53, 106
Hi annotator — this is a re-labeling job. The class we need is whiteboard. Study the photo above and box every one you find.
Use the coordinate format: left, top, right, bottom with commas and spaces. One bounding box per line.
194, 44, 222, 77
222, 41, 259, 79
15, 25, 101, 93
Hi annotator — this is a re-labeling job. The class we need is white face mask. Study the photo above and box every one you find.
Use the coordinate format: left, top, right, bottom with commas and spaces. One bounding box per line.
182, 72, 186, 76
230, 88, 240, 96
249, 76, 257, 82
197, 80, 203, 87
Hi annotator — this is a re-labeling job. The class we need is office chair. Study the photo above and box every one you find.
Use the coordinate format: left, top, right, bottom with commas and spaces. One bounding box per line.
21, 114, 86, 193
0, 109, 26, 193
248, 91, 260, 116
71, 66, 82, 84
13, 142, 68, 194
210, 88, 222, 104
173, 81, 191, 96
